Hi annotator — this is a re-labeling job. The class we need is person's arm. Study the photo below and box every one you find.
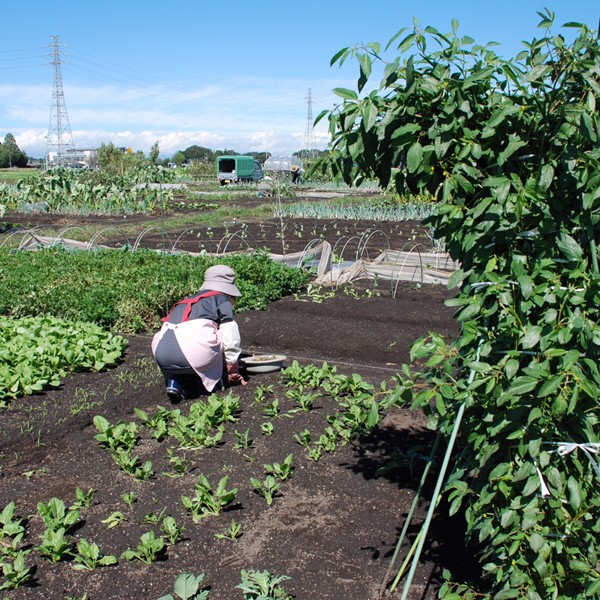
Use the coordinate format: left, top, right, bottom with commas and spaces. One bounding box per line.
220, 320, 242, 364
214, 296, 246, 386
221, 320, 246, 386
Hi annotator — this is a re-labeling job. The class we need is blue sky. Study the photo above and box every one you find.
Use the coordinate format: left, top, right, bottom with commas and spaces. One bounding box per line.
1, 1, 597, 159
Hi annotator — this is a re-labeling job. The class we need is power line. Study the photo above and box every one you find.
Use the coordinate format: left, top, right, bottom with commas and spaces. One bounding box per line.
0, 46, 47, 69
0, 47, 45, 54
0, 64, 47, 69
66, 46, 169, 88
1, 42, 319, 116
2, 39, 326, 154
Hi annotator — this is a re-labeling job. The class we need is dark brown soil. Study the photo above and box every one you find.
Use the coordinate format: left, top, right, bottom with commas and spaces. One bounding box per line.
0, 199, 475, 600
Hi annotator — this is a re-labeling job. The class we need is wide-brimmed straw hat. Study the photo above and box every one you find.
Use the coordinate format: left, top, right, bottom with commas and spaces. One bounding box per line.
201, 265, 241, 297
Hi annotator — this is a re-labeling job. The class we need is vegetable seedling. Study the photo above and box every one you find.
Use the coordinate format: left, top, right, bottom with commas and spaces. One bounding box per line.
236, 569, 292, 600
37, 527, 73, 563
70, 487, 95, 510
100, 511, 127, 529
157, 572, 210, 600
37, 497, 80, 532
161, 516, 183, 545
71, 538, 117, 570
233, 428, 253, 449
120, 531, 165, 564
263, 454, 294, 481
121, 492, 138, 507
260, 422, 274, 436
181, 474, 237, 522
0, 551, 34, 590
250, 475, 280, 506
214, 518, 242, 541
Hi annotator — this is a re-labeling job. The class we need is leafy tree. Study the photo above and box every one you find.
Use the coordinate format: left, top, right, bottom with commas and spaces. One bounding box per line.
245, 151, 269, 165
171, 151, 187, 166
182, 145, 214, 162
215, 148, 238, 157
148, 141, 160, 165
98, 142, 131, 176
320, 10, 599, 598
296, 149, 327, 159
0, 133, 28, 168
98, 142, 153, 178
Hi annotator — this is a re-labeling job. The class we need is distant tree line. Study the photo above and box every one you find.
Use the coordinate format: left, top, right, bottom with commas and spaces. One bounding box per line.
170, 145, 328, 167
0, 133, 28, 168
0, 133, 329, 172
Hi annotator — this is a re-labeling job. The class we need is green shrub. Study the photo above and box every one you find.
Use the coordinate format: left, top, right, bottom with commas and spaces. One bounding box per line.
322, 10, 600, 598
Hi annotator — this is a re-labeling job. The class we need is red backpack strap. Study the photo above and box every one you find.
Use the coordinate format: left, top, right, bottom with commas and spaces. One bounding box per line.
162, 290, 222, 323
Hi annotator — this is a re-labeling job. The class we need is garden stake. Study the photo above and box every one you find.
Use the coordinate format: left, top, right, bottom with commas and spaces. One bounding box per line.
386, 495, 445, 595
159, 183, 170, 316
395, 400, 467, 599
586, 215, 598, 274
378, 431, 442, 597
276, 183, 288, 257
388, 331, 484, 598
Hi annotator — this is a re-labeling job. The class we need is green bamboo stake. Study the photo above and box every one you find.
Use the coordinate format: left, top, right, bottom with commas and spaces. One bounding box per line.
397, 400, 467, 599
586, 219, 599, 274
158, 182, 171, 316
389, 332, 484, 597
388, 488, 448, 591
379, 431, 442, 596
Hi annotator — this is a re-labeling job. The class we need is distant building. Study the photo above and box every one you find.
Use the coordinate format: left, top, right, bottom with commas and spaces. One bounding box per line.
46, 148, 99, 169
263, 156, 303, 172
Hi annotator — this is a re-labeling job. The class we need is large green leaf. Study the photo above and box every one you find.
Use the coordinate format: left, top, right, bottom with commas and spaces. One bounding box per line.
508, 376, 539, 396
332, 87, 358, 101
390, 123, 421, 140
173, 573, 202, 599
357, 53, 372, 91
521, 326, 541, 349
361, 101, 378, 132
406, 142, 423, 173
556, 233, 583, 262
567, 476, 582, 511
538, 375, 563, 397
498, 135, 526, 166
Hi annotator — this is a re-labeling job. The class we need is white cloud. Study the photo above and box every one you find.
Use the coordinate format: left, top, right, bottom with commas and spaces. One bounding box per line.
3, 75, 342, 158
12, 127, 330, 158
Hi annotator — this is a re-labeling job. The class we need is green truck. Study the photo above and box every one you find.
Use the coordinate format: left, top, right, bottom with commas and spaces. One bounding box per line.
217, 155, 264, 185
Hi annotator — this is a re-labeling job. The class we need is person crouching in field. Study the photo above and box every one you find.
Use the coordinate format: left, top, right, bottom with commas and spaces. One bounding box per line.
152, 265, 247, 402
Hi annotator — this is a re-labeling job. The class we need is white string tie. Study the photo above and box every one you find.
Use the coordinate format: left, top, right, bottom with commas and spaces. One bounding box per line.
548, 442, 600, 477
535, 442, 599, 499
535, 464, 552, 498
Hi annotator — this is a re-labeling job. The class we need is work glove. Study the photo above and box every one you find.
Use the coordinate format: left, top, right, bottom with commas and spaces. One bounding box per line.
226, 362, 247, 387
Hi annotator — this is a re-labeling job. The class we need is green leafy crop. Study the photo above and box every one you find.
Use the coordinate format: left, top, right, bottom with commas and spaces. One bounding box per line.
181, 474, 238, 522
0, 248, 308, 332
0, 316, 126, 406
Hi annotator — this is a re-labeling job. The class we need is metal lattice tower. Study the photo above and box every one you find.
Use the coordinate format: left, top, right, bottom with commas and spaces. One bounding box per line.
46, 35, 75, 166
304, 88, 317, 156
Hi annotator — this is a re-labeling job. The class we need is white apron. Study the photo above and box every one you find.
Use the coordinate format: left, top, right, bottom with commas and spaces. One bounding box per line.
152, 318, 223, 392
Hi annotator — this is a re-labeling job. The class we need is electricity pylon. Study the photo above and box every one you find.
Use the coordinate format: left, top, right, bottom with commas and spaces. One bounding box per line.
304, 88, 317, 157
46, 35, 75, 167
